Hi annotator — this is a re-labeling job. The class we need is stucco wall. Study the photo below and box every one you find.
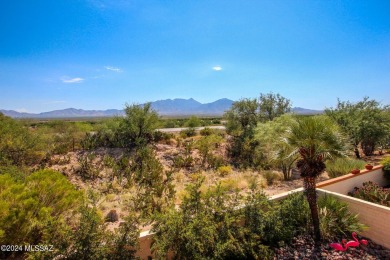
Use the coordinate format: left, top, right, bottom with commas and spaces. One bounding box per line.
317, 165, 387, 194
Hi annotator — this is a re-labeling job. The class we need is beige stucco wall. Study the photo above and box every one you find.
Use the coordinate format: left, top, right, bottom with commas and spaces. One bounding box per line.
317, 165, 387, 194
136, 231, 154, 260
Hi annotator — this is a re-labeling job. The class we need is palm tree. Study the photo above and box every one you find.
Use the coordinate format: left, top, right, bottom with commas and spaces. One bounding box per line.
285, 116, 347, 244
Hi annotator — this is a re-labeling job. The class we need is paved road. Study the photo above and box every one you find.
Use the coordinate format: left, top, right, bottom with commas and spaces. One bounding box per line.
156, 125, 226, 133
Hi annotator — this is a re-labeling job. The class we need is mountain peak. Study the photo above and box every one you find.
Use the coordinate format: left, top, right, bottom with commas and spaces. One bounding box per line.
1, 98, 322, 118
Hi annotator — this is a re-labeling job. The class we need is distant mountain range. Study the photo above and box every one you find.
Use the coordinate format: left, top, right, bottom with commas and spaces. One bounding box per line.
1, 98, 323, 118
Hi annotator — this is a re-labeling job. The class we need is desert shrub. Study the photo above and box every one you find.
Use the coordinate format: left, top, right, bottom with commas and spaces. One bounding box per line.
0, 169, 81, 251
228, 136, 260, 168
196, 134, 223, 168
81, 131, 114, 150
219, 178, 238, 192
172, 141, 195, 170
212, 119, 221, 124
317, 195, 367, 239
242, 188, 275, 257
207, 155, 225, 169
184, 116, 201, 128
109, 213, 139, 260
177, 155, 194, 169
348, 181, 390, 207
117, 103, 159, 149
152, 180, 273, 259
382, 157, 390, 180
263, 192, 309, 246
276, 192, 310, 234
163, 119, 177, 128
130, 147, 175, 220
0, 113, 43, 166
28, 202, 139, 260
261, 170, 281, 186
264, 193, 365, 244
217, 165, 232, 176
0, 165, 28, 181
67, 204, 110, 259
77, 153, 100, 180
180, 127, 196, 138
326, 158, 366, 178
200, 127, 214, 136
153, 131, 173, 143
105, 209, 119, 222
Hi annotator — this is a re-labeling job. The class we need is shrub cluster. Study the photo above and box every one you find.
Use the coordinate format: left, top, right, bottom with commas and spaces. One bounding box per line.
382, 157, 390, 180
326, 158, 366, 178
349, 181, 390, 207
152, 180, 365, 259
0, 169, 140, 259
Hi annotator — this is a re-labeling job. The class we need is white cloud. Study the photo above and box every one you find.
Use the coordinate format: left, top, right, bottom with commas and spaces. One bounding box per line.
105, 66, 122, 72
61, 77, 84, 83
212, 66, 223, 71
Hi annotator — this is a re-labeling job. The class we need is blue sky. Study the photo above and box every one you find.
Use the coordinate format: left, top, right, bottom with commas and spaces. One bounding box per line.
1, 0, 389, 113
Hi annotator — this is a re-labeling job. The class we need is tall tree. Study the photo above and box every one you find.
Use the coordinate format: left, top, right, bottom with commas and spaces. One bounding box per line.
255, 114, 298, 180
224, 98, 260, 167
224, 98, 258, 137
117, 103, 159, 149
285, 116, 347, 244
325, 97, 390, 157
258, 92, 292, 122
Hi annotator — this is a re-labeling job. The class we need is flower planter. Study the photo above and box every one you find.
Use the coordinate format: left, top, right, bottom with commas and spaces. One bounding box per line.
365, 164, 374, 170
351, 169, 360, 174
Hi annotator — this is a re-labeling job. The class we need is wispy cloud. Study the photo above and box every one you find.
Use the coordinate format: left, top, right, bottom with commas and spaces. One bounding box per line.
105, 66, 123, 72
61, 77, 84, 83
212, 66, 223, 71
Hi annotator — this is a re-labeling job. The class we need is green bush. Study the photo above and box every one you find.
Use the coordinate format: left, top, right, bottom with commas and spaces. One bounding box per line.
184, 116, 201, 128
0, 170, 81, 248
200, 127, 214, 136
0, 113, 44, 166
217, 165, 232, 176
196, 134, 223, 168
27, 195, 139, 260
263, 192, 309, 246
348, 181, 390, 207
318, 195, 367, 239
153, 131, 173, 143
326, 157, 366, 178
77, 153, 100, 180
381, 157, 390, 180
152, 180, 273, 259
117, 103, 159, 149
180, 127, 196, 138
152, 179, 365, 258
261, 170, 280, 186
207, 155, 225, 169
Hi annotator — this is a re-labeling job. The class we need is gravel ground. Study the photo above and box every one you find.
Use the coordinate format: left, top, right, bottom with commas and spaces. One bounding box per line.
274, 234, 390, 260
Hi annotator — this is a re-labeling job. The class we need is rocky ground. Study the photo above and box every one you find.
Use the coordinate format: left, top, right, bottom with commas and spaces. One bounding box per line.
274, 234, 390, 259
